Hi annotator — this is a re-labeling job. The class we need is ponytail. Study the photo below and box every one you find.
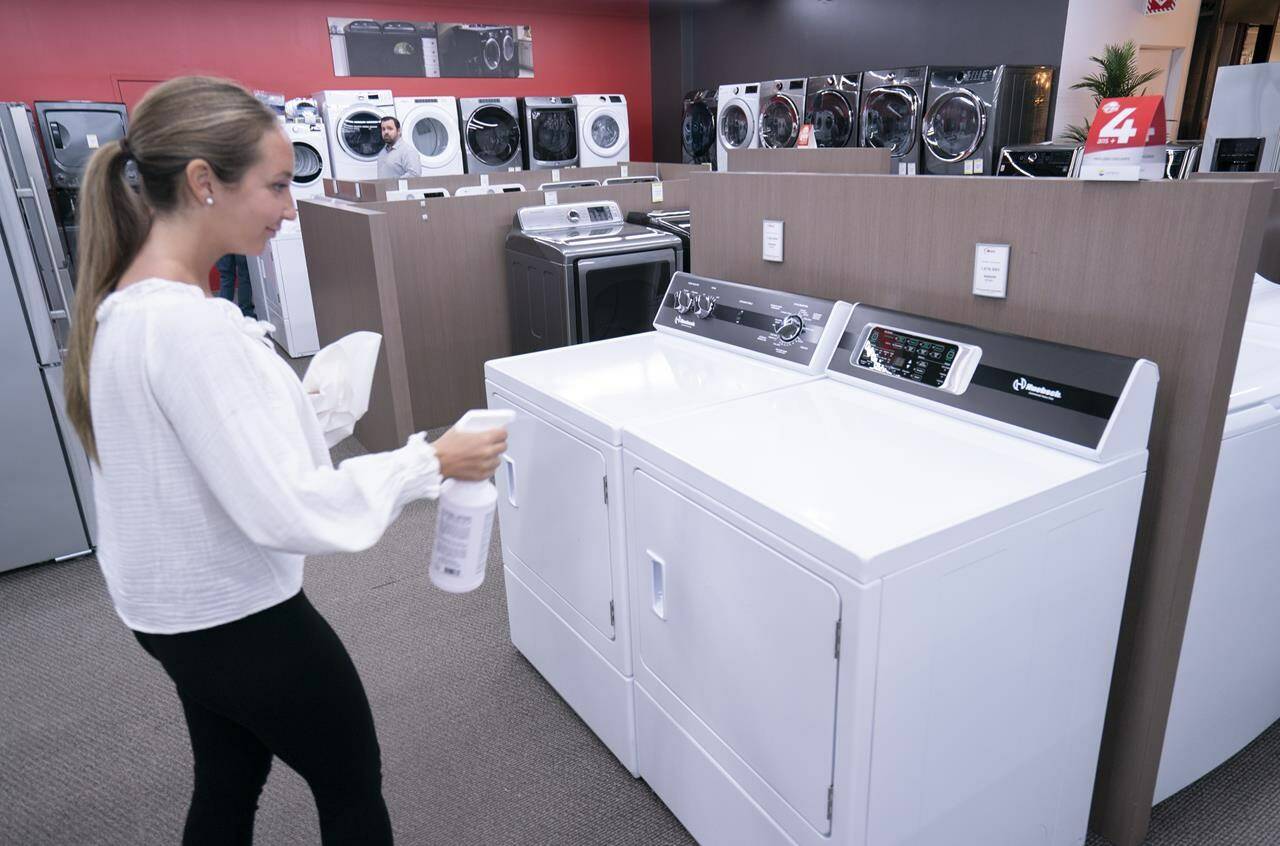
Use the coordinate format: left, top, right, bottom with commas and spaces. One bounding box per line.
61, 76, 277, 464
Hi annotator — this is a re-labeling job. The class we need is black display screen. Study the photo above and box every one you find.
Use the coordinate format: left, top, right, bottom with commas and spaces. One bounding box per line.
1212, 137, 1264, 172
588, 206, 610, 222
857, 326, 958, 388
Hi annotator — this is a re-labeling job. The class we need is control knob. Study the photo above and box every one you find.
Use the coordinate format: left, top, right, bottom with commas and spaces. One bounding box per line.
776, 313, 805, 343
674, 290, 695, 314
695, 293, 717, 319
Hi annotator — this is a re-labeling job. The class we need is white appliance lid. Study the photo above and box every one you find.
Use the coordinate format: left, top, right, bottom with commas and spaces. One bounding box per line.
1246, 273, 1280, 329
1229, 327, 1280, 412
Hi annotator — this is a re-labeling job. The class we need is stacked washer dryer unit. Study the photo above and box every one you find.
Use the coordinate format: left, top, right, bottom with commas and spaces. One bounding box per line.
757, 78, 808, 149
574, 94, 630, 167
519, 96, 578, 170
622, 304, 1158, 846
681, 89, 717, 166
804, 75, 861, 149
485, 272, 853, 773
313, 89, 397, 181
393, 96, 464, 176
860, 66, 929, 174
715, 82, 761, 172
1156, 274, 1280, 803
921, 65, 1056, 176
459, 97, 522, 174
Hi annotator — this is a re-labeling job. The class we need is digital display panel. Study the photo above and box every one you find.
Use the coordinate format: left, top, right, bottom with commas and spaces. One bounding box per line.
856, 326, 958, 388
588, 206, 610, 222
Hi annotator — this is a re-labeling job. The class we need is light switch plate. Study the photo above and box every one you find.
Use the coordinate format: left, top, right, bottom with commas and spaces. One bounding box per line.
973, 243, 1011, 298
651, 181, 664, 203
763, 219, 784, 263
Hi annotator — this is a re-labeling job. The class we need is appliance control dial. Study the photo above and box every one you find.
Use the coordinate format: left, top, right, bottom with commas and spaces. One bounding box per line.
567, 209, 581, 223
674, 290, 695, 314
776, 314, 805, 343
695, 294, 717, 319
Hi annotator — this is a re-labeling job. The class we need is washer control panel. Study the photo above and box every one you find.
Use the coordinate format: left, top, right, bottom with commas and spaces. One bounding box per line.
854, 324, 979, 395
654, 271, 848, 369
516, 201, 621, 232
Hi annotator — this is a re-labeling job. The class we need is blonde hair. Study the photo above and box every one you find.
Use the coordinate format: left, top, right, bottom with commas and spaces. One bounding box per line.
63, 76, 277, 463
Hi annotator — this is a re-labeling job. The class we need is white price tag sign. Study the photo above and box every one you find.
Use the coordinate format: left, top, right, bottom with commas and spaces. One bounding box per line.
651, 181, 664, 203
762, 219, 784, 263
544, 191, 558, 206
551, 168, 561, 182
620, 164, 629, 177
398, 179, 408, 191
973, 243, 1010, 298
479, 174, 490, 188
86, 134, 99, 149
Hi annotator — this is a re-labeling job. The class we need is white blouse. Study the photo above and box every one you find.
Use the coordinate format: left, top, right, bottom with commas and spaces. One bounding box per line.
89, 278, 441, 634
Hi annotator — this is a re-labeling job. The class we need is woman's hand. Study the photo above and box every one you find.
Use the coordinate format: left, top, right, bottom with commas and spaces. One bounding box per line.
431, 426, 507, 482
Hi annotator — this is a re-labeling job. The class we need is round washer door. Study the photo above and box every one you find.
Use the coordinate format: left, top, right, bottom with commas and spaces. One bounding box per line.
861, 85, 920, 157
922, 89, 985, 162
719, 101, 754, 149
291, 140, 324, 186
530, 108, 577, 163
502, 32, 516, 62
758, 94, 800, 148
805, 89, 854, 148
339, 107, 386, 161
406, 108, 456, 167
465, 105, 520, 166
682, 100, 716, 161
482, 35, 501, 72
584, 108, 625, 158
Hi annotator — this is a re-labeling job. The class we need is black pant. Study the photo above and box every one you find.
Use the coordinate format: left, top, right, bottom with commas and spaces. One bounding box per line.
134, 591, 393, 845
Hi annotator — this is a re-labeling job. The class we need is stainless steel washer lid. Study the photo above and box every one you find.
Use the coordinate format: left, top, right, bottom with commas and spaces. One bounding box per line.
506, 222, 682, 263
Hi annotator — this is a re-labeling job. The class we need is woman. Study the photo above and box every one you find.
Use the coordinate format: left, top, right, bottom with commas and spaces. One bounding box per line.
63, 76, 505, 845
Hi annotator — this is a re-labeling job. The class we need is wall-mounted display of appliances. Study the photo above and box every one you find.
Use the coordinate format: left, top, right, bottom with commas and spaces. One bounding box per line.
394, 96, 464, 176
459, 97, 522, 174
921, 65, 1055, 176
860, 66, 929, 173
520, 97, 578, 170
804, 75, 860, 148
715, 82, 760, 172
756, 78, 807, 149
313, 89, 397, 181
438, 24, 518, 78
575, 95, 630, 167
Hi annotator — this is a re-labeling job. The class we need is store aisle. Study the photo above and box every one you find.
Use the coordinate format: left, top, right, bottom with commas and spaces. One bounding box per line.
1, 434, 1277, 846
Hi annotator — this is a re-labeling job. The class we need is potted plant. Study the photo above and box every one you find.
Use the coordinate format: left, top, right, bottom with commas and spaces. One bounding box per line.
1061, 41, 1162, 143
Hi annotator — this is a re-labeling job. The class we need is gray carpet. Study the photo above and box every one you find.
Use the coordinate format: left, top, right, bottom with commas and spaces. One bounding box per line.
1, 433, 1278, 845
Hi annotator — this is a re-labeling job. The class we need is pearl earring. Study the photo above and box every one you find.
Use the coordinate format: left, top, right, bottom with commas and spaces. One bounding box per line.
205, 197, 214, 206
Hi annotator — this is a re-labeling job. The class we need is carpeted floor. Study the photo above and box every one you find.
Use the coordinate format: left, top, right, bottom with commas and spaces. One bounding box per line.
1, 433, 1278, 845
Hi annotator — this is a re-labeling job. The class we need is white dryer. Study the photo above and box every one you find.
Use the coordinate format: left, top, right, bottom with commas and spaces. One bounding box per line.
484, 273, 852, 774
715, 82, 760, 172
283, 116, 330, 201
313, 89, 396, 181
246, 217, 319, 358
622, 305, 1158, 846
393, 96, 463, 176
1156, 276, 1280, 802
573, 94, 629, 167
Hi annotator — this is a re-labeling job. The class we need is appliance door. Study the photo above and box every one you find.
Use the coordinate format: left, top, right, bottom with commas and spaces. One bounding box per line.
1210, 137, 1266, 172
584, 108, 626, 160
1165, 144, 1202, 179
632, 469, 842, 835
530, 107, 577, 164
338, 107, 387, 161
996, 147, 1080, 177
922, 89, 985, 163
466, 105, 521, 166
406, 108, 457, 168
502, 30, 516, 63
574, 249, 675, 344
758, 94, 800, 148
681, 100, 716, 162
719, 100, 754, 150
805, 89, 855, 148
487, 387, 617, 638
482, 33, 502, 73
291, 138, 325, 187
861, 85, 920, 157
36, 106, 127, 188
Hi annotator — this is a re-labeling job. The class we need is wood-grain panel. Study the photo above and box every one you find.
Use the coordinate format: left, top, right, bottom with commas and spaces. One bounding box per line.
1192, 173, 1280, 281
324, 163, 660, 203
726, 147, 892, 174
689, 171, 1271, 846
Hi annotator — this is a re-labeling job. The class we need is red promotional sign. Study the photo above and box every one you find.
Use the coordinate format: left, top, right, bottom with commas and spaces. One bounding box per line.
1146, 0, 1176, 14
1080, 95, 1167, 180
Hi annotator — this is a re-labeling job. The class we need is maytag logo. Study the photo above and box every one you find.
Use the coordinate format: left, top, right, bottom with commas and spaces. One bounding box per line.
674, 316, 696, 329
1012, 376, 1063, 401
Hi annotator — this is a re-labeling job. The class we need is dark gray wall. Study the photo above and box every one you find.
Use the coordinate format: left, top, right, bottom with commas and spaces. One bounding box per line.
651, 0, 1071, 162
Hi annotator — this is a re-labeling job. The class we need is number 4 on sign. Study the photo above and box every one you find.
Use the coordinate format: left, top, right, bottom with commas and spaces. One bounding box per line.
1098, 107, 1138, 145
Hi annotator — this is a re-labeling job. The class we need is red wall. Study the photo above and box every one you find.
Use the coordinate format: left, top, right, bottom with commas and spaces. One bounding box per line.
0, 0, 655, 161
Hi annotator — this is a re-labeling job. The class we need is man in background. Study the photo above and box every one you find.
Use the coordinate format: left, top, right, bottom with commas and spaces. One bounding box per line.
216, 253, 254, 318
376, 116, 420, 179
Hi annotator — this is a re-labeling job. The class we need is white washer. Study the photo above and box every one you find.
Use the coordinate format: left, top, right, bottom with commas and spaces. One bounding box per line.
1156, 276, 1280, 802
313, 89, 396, 181
393, 96, 463, 176
283, 117, 330, 201
573, 94, 630, 167
715, 82, 760, 172
484, 273, 853, 774
246, 216, 319, 358
622, 304, 1157, 846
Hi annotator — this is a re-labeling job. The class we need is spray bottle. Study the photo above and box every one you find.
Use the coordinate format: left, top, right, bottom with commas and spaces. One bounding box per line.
429, 408, 516, 593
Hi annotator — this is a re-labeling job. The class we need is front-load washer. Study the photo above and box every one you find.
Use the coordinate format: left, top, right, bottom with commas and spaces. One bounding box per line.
313, 89, 396, 181
393, 96, 463, 176
1156, 285, 1280, 802
484, 272, 853, 772
459, 97, 522, 174
283, 115, 330, 201
574, 94, 630, 167
520, 96, 578, 170
503, 200, 682, 354
438, 24, 511, 78
804, 75, 861, 148
1199, 61, 1280, 172
921, 65, 1056, 176
622, 305, 1157, 846
757, 78, 808, 149
1164, 141, 1202, 179
681, 89, 717, 166
860, 66, 929, 174
996, 141, 1083, 177
715, 82, 760, 172
626, 209, 691, 272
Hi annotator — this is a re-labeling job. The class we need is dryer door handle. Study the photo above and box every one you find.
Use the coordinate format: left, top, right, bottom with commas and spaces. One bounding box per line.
648, 549, 667, 620
502, 454, 518, 508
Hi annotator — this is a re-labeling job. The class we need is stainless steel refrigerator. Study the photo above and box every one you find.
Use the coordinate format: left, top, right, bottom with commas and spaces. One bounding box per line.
0, 102, 95, 572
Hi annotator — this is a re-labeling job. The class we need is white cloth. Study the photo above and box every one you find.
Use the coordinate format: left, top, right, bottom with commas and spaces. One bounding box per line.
376, 140, 421, 178
89, 278, 441, 634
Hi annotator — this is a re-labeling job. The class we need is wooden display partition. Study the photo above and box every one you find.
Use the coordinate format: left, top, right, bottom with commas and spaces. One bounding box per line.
298, 178, 693, 448
727, 147, 892, 174
1191, 172, 1280, 282
686, 171, 1270, 846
